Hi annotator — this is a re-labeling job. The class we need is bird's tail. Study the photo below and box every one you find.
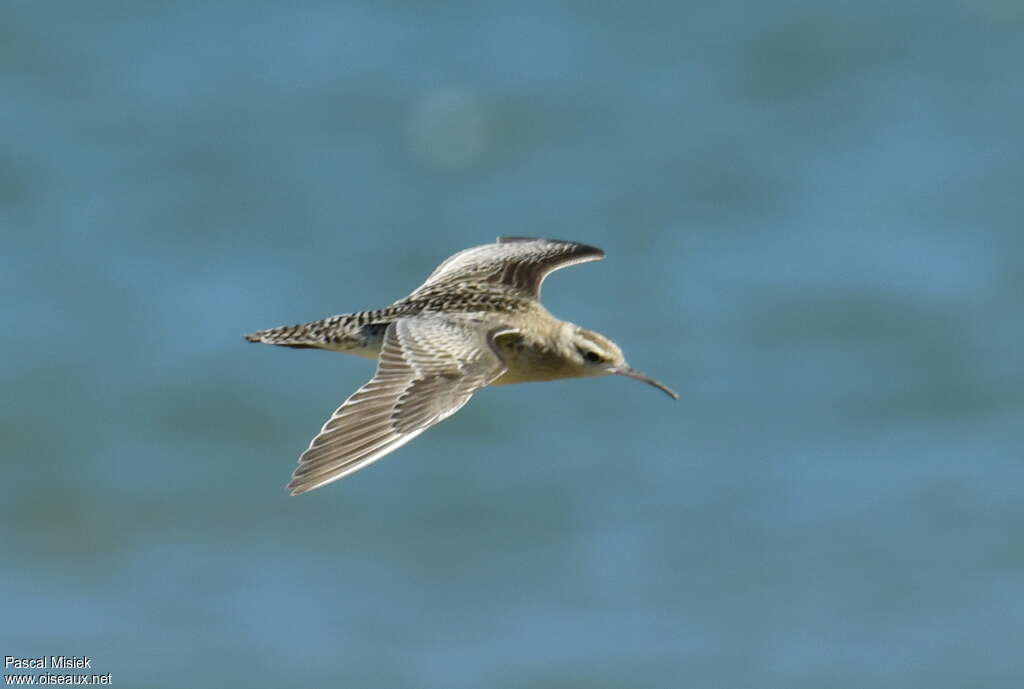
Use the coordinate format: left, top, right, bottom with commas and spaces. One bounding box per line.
244, 314, 353, 350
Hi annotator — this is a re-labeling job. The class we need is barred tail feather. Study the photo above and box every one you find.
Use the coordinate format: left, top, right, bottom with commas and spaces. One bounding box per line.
244, 314, 355, 350
244, 312, 391, 357
245, 323, 327, 349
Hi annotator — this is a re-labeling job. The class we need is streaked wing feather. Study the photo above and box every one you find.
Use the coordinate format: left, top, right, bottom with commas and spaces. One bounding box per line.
412, 237, 604, 299
287, 316, 508, 495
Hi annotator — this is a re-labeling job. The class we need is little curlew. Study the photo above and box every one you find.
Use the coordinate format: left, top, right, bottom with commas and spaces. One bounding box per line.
245, 237, 677, 495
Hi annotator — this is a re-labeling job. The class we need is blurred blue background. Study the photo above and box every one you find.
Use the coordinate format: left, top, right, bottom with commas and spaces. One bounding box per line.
3, 1, 1023, 687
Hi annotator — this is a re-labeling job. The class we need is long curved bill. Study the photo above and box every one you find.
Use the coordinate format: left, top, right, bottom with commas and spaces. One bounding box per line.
612, 366, 679, 400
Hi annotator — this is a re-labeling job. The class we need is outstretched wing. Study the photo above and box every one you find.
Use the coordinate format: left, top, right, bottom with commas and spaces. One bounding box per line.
287, 315, 509, 495
411, 237, 605, 300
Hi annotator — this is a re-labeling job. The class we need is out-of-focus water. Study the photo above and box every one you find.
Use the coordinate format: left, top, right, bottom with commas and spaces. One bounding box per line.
3, 1, 1022, 687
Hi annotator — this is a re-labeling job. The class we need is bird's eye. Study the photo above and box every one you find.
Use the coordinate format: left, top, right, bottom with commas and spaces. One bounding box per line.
583, 350, 603, 363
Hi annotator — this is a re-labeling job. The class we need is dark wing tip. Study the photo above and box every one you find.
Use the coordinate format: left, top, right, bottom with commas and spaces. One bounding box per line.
244, 332, 261, 343
496, 236, 605, 259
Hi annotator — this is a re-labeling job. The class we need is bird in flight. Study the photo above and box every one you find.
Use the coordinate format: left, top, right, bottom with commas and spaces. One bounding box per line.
245, 237, 677, 495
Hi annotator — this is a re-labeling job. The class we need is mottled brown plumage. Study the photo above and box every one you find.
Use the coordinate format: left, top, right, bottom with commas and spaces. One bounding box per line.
245, 237, 676, 495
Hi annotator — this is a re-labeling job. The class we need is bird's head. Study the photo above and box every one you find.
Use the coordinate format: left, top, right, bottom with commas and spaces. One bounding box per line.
559, 323, 678, 399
